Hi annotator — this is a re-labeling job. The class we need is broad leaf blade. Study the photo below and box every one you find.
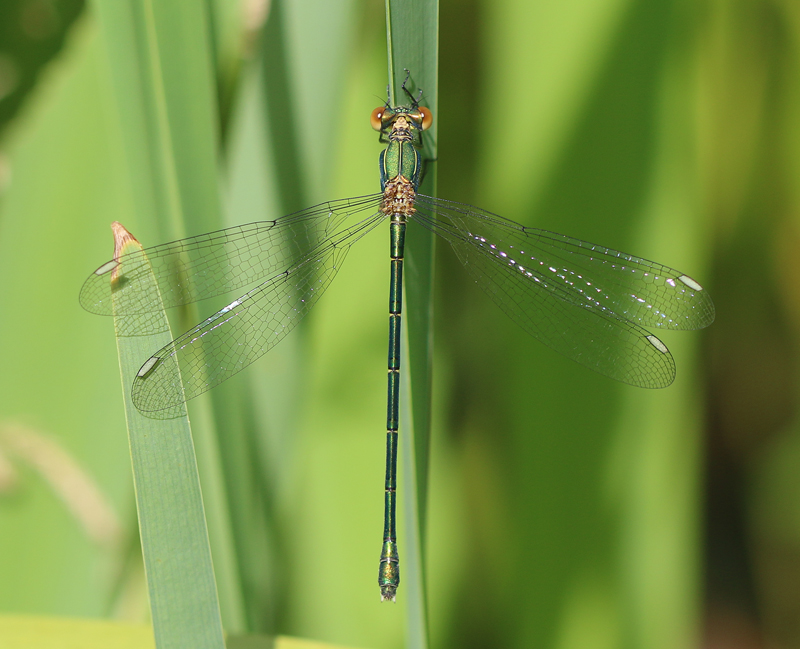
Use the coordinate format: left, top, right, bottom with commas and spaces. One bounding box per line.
111, 224, 224, 649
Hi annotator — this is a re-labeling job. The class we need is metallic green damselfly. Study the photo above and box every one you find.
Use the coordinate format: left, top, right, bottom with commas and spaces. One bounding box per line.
81, 85, 715, 601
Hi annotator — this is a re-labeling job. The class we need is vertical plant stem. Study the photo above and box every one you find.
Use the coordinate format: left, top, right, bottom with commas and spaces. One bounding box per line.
385, 1, 438, 646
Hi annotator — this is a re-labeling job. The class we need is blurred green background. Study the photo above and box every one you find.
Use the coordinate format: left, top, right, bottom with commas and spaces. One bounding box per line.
0, 0, 797, 648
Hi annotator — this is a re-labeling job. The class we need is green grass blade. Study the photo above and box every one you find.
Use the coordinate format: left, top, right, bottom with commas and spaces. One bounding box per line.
385, 1, 438, 646
111, 225, 224, 649
90, 0, 223, 240
91, 0, 245, 631
215, 0, 360, 630
206, 0, 246, 134
213, 58, 283, 632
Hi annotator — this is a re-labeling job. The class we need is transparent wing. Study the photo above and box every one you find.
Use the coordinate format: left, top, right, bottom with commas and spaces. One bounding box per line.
131, 212, 385, 414
80, 194, 384, 316
413, 195, 715, 388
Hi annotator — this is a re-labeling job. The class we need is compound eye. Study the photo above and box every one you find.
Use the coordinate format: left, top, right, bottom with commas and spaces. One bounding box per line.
370, 106, 385, 131
419, 106, 433, 131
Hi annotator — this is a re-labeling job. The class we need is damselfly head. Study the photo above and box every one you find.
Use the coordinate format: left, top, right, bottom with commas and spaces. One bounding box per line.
370, 105, 432, 132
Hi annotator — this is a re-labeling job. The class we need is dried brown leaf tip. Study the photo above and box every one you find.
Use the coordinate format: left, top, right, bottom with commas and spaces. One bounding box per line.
110, 221, 140, 282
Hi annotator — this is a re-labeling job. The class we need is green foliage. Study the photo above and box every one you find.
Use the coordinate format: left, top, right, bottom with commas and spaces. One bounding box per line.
91, 0, 246, 635
113, 229, 224, 649
0, 0, 85, 136
2, 0, 797, 648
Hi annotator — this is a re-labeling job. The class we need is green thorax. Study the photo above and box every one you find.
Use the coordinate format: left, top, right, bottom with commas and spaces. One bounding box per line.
376, 107, 426, 192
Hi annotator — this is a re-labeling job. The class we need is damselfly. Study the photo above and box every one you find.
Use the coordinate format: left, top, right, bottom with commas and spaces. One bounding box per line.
80, 81, 715, 601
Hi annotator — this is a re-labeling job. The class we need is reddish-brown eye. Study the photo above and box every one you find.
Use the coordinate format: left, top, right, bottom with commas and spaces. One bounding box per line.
371, 106, 384, 131
419, 106, 433, 131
